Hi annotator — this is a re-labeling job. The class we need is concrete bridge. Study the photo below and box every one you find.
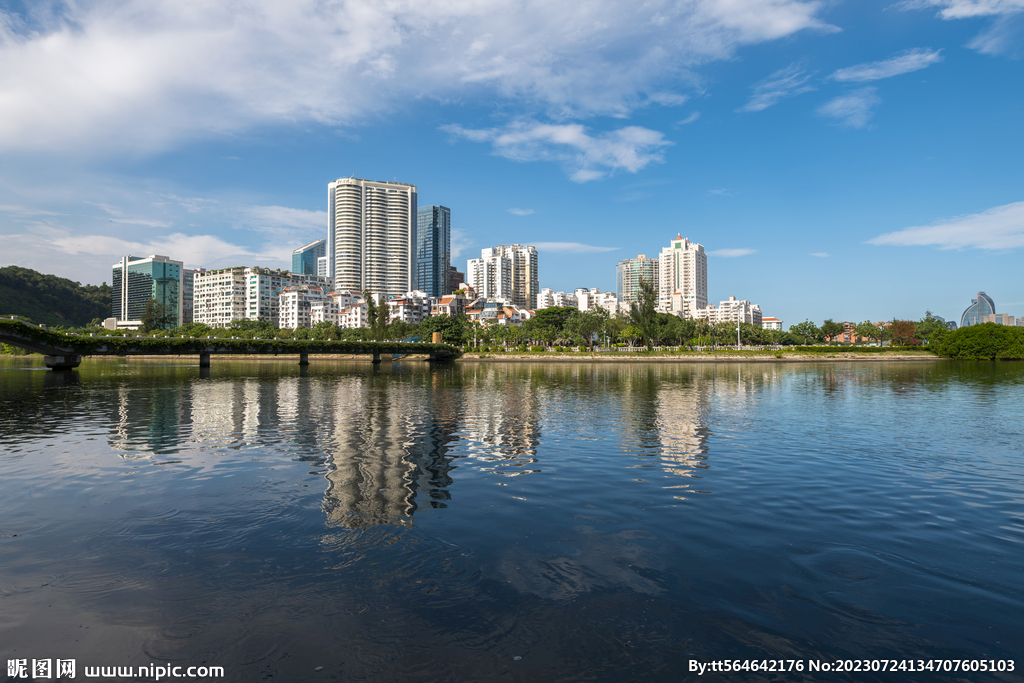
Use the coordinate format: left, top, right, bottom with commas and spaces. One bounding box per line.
0, 318, 460, 370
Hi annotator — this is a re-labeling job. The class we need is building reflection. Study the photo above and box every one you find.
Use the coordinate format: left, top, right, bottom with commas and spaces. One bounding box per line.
317, 372, 463, 528
459, 364, 542, 476
103, 368, 464, 528
656, 379, 712, 482
109, 382, 190, 456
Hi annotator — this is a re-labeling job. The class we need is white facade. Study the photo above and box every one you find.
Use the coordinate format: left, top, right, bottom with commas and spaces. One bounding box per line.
761, 317, 783, 330
536, 288, 578, 310
431, 291, 469, 318
471, 301, 530, 326
339, 302, 369, 328
387, 290, 431, 325
658, 235, 707, 318
593, 291, 621, 317
466, 255, 512, 300
279, 285, 329, 330
193, 267, 331, 328
182, 267, 204, 325
696, 296, 763, 325
310, 298, 340, 326
328, 177, 418, 298
479, 244, 539, 309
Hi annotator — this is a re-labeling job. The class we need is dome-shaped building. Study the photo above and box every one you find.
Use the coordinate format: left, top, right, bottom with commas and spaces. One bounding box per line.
960, 292, 995, 328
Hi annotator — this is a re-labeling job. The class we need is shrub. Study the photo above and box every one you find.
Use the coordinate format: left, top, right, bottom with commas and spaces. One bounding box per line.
530, 345, 545, 352
934, 323, 1024, 360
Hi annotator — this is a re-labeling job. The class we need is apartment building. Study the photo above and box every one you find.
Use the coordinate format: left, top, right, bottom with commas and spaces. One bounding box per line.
279, 284, 329, 330
466, 253, 512, 300
387, 290, 432, 325
193, 267, 330, 327
659, 235, 707, 318
110, 254, 183, 329
478, 244, 539, 309
695, 295, 762, 325
616, 255, 659, 304
328, 177, 418, 297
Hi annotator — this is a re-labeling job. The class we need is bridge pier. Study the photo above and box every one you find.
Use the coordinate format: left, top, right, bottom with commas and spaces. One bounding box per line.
372, 352, 382, 364
199, 352, 211, 368
299, 352, 309, 366
44, 354, 82, 371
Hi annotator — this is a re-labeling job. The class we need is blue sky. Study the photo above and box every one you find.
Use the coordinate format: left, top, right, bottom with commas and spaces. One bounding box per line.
1, 0, 1022, 325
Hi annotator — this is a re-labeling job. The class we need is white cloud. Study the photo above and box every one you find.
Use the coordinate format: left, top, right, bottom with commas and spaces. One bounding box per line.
645, 92, 690, 106
0, 175, 328, 283
708, 248, 756, 257
830, 48, 943, 82
899, 1, 1024, 57
966, 14, 1024, 57
508, 208, 535, 216
810, 252, 829, 257
0, 204, 62, 216
737, 62, 815, 113
678, 112, 701, 125
451, 228, 472, 261
707, 188, 734, 196
532, 242, 619, 253
898, 1, 1024, 19
242, 205, 326, 229
108, 217, 173, 228
867, 201, 1024, 249
0, 0, 834, 155
444, 121, 672, 182
816, 88, 881, 128
50, 231, 258, 266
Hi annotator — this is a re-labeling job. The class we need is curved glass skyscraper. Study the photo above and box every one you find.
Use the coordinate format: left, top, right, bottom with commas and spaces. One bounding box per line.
960, 292, 995, 328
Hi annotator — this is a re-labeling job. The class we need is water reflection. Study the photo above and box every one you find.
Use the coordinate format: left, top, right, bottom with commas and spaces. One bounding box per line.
460, 364, 542, 475
318, 373, 462, 528
2, 358, 1024, 681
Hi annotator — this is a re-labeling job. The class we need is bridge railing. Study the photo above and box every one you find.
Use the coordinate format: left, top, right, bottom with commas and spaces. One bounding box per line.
4, 315, 47, 330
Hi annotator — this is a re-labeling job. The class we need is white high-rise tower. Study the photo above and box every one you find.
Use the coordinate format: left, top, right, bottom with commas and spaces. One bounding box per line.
658, 234, 707, 318
328, 177, 418, 297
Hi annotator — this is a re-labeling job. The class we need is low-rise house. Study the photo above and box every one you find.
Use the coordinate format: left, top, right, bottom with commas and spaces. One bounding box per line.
696, 296, 762, 325
339, 302, 369, 328
388, 290, 431, 325
278, 284, 329, 330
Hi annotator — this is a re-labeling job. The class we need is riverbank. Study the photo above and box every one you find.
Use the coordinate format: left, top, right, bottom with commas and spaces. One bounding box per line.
460, 352, 941, 362
13, 350, 942, 364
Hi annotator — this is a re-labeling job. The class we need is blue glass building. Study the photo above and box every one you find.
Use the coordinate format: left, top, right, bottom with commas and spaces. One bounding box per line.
291, 239, 327, 276
111, 255, 182, 327
416, 206, 451, 298
960, 292, 996, 328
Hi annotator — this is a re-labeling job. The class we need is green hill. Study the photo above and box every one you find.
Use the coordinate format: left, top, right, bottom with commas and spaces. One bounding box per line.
0, 266, 112, 328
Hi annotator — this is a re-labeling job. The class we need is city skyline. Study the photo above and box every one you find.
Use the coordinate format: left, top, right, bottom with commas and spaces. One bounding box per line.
1, 1, 1022, 326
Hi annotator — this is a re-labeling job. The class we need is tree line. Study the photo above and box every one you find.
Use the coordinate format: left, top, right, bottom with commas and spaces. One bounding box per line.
5, 269, 961, 354
0, 266, 112, 327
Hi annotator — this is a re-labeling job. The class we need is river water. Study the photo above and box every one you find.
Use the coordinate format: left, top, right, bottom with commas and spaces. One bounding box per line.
1, 358, 1022, 682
